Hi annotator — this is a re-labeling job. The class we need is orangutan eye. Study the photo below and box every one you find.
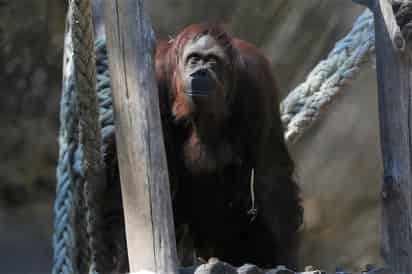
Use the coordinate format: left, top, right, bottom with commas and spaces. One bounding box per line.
206, 55, 219, 65
206, 56, 221, 71
187, 53, 201, 65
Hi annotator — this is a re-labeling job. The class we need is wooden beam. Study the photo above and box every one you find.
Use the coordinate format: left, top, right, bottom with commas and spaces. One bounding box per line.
102, 1, 178, 273
354, 0, 412, 272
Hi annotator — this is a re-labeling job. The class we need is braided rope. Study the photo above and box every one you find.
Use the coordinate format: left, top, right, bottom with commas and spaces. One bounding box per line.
53, 8, 375, 274
70, 0, 112, 273
52, 38, 113, 274
53, 3, 80, 273
53, 1, 110, 274
71, 2, 94, 273
281, 9, 375, 144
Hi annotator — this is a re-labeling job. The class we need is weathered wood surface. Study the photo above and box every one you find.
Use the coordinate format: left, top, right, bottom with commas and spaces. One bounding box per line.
102, 0, 178, 273
353, 0, 412, 273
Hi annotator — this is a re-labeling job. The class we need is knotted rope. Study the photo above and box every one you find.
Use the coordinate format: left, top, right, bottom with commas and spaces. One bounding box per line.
281, 9, 375, 144
53, 1, 109, 274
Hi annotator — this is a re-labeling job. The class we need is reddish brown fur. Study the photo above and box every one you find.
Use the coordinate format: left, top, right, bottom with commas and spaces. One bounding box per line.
104, 23, 302, 273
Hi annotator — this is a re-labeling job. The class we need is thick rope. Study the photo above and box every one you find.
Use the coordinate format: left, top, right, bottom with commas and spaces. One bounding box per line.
53, 3, 80, 274
53, 8, 376, 274
53, 1, 109, 274
70, 2, 94, 273
70, 0, 111, 273
281, 9, 375, 144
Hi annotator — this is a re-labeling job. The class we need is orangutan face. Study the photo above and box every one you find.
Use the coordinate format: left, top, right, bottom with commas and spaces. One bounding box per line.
179, 35, 230, 104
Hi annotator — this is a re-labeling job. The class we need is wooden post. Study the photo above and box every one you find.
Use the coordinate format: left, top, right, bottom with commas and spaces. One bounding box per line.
102, 1, 178, 273
353, 0, 412, 272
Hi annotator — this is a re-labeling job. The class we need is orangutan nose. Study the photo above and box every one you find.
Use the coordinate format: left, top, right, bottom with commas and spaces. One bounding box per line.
186, 68, 214, 97
190, 68, 208, 78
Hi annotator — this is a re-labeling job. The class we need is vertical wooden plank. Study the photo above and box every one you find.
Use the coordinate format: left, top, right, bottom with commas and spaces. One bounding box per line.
375, 1, 412, 272
354, 0, 412, 272
102, 0, 178, 273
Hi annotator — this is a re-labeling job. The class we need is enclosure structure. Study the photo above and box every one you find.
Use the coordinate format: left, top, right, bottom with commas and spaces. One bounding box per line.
354, 0, 412, 272
103, 1, 178, 273
53, 0, 412, 273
